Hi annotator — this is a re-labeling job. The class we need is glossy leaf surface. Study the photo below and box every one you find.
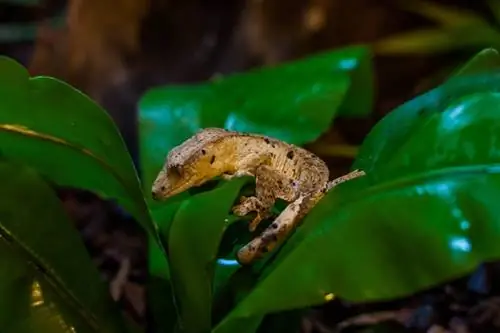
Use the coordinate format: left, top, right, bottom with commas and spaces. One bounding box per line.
139, 45, 374, 195
168, 178, 249, 333
353, 72, 500, 174
0, 161, 129, 333
451, 48, 500, 77
141, 46, 374, 322
0, 239, 96, 333
0, 56, 154, 237
215, 77, 500, 329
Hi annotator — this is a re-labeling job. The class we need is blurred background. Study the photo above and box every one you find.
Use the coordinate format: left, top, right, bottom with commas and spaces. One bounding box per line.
3, 0, 497, 161
2, 0, 500, 331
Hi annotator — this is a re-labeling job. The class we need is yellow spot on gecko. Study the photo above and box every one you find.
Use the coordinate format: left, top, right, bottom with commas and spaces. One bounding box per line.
324, 293, 335, 302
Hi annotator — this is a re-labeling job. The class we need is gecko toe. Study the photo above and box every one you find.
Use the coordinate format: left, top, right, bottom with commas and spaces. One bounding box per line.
248, 215, 263, 232
232, 204, 250, 216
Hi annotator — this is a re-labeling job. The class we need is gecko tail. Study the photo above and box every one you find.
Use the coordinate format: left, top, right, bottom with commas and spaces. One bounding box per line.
327, 169, 366, 191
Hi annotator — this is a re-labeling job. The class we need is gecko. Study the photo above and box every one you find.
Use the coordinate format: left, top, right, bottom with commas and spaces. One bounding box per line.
151, 127, 365, 264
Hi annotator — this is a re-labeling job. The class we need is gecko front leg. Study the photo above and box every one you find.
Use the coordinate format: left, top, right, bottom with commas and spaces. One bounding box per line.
232, 165, 298, 232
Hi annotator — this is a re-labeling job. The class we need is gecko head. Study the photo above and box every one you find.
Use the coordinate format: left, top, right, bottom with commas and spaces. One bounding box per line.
151, 156, 230, 201
151, 163, 195, 201
151, 131, 236, 201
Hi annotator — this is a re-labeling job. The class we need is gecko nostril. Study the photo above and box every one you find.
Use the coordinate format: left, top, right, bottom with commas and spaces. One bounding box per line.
161, 186, 166, 191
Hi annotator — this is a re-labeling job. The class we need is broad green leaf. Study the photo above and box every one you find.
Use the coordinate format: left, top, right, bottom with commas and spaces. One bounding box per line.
168, 178, 249, 333
147, 274, 178, 333
139, 45, 374, 195
273, 58, 500, 270
451, 48, 500, 77
147, 197, 187, 333
0, 161, 130, 333
140, 46, 373, 332
352, 71, 500, 173
0, 56, 155, 238
213, 316, 263, 333
214, 87, 500, 326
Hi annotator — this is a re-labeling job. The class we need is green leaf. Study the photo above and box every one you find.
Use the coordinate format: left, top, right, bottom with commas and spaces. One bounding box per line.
214, 77, 500, 326
0, 161, 130, 333
352, 71, 500, 174
213, 316, 263, 333
0, 56, 155, 238
374, 29, 458, 54
140, 46, 373, 332
451, 48, 500, 77
147, 274, 178, 333
168, 178, 249, 333
374, 26, 500, 55
139, 45, 374, 196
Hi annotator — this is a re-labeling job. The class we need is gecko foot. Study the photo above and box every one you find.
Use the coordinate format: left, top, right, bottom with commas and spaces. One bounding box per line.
233, 196, 261, 216
233, 196, 271, 232
237, 194, 310, 265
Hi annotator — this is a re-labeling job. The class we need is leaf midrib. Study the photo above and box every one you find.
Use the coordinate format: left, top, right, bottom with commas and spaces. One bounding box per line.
0, 225, 104, 332
342, 163, 500, 206
0, 123, 147, 219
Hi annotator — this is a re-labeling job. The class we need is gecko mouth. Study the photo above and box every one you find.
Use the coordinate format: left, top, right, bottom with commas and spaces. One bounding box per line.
162, 176, 220, 199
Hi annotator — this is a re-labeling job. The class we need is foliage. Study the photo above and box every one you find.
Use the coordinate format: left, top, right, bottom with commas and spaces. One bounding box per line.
0, 161, 134, 333
139, 45, 374, 333
138, 45, 374, 195
2, 42, 500, 333
0, 46, 375, 333
374, 0, 500, 56
0, 55, 158, 333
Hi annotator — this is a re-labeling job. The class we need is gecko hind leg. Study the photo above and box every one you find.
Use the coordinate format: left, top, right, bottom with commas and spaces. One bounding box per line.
237, 169, 367, 264
233, 195, 271, 228
232, 165, 298, 232
237, 193, 314, 264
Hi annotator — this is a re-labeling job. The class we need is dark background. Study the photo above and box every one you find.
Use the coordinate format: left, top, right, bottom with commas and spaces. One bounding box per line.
2, 1, 499, 332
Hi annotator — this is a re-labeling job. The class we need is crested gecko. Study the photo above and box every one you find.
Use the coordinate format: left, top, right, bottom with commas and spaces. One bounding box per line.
151, 127, 365, 264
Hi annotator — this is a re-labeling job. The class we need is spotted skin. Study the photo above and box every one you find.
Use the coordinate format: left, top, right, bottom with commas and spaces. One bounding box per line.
151, 127, 365, 264
232, 164, 300, 231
